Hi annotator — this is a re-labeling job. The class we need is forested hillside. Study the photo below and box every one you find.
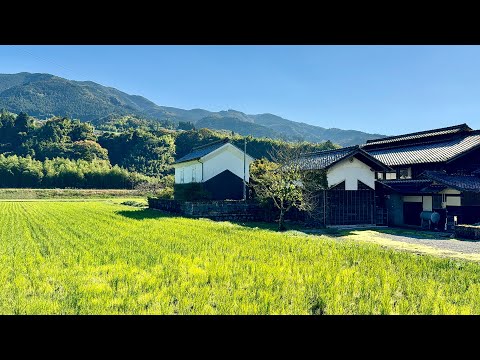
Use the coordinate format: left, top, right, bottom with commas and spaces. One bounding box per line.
0, 112, 337, 188
0, 72, 385, 146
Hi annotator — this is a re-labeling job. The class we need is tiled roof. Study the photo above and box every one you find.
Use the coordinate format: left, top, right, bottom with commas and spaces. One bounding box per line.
174, 139, 230, 164
420, 171, 480, 193
379, 179, 433, 194
296, 146, 358, 170
367, 132, 480, 166
296, 146, 390, 171
364, 123, 471, 147
472, 168, 480, 175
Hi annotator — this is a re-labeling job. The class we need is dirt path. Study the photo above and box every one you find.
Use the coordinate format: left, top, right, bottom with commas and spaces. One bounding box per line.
300, 228, 480, 262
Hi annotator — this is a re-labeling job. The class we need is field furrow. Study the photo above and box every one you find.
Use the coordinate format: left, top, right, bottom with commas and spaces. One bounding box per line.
1, 200, 480, 314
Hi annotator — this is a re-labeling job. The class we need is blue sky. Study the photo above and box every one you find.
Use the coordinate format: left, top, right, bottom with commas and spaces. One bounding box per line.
0, 45, 479, 135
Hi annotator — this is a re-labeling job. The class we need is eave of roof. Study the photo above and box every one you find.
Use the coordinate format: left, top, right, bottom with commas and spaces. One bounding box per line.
174, 139, 255, 165
364, 123, 471, 147
297, 145, 391, 171
419, 171, 480, 193
367, 131, 480, 166
379, 179, 434, 194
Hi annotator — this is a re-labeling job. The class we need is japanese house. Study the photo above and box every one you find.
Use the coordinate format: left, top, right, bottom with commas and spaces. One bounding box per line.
363, 124, 480, 230
300, 124, 480, 228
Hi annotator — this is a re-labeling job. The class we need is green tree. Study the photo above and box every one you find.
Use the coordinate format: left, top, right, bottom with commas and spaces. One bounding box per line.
250, 148, 327, 231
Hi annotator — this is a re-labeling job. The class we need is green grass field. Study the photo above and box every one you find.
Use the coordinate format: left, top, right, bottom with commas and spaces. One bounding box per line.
0, 188, 147, 199
1, 200, 480, 314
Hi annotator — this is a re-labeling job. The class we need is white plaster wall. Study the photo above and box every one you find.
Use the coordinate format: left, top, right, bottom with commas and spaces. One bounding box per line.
327, 157, 375, 190
403, 196, 422, 202
446, 197, 461, 206
440, 189, 462, 207
174, 161, 202, 184
440, 189, 461, 195
202, 145, 253, 182
423, 196, 432, 211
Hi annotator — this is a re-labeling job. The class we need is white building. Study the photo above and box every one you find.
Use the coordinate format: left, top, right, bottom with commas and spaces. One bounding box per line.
297, 146, 393, 225
172, 139, 255, 200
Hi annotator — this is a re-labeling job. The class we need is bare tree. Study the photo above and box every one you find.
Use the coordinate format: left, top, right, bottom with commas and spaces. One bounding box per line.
250, 146, 327, 231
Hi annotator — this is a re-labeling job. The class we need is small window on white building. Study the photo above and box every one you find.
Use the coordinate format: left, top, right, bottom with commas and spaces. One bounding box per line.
399, 167, 412, 179
180, 169, 184, 183
192, 167, 196, 182
376, 172, 384, 180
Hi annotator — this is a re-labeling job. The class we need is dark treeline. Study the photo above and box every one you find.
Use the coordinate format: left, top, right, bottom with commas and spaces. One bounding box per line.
0, 111, 338, 188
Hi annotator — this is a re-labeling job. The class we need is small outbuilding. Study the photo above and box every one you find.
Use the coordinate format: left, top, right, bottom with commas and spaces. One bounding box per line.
172, 139, 255, 200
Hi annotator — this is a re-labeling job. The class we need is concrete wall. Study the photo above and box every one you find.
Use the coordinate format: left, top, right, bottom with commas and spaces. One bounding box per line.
327, 157, 375, 190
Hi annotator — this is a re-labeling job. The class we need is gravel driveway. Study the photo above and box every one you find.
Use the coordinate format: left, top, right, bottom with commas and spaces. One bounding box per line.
302, 227, 480, 255
370, 231, 480, 254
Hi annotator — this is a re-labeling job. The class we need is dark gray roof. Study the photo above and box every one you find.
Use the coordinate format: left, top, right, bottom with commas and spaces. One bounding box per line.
174, 138, 255, 164
379, 179, 434, 194
174, 139, 230, 164
367, 132, 480, 166
420, 171, 480, 193
365, 123, 471, 147
297, 146, 358, 170
297, 146, 391, 171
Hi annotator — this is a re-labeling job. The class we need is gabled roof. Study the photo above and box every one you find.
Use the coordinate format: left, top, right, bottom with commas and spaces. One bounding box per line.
367, 132, 480, 166
419, 170, 480, 193
175, 139, 229, 164
364, 123, 472, 147
297, 145, 391, 171
174, 138, 254, 165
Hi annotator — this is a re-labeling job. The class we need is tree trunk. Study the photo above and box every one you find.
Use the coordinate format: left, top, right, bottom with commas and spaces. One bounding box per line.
278, 209, 286, 231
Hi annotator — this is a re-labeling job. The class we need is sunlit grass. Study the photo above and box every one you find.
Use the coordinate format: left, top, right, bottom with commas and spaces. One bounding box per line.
1, 201, 480, 314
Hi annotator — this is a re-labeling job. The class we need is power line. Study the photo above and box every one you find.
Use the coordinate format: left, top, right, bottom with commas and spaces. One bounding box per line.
8, 45, 87, 79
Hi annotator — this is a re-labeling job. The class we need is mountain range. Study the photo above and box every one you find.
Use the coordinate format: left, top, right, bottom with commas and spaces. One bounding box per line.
0, 72, 385, 146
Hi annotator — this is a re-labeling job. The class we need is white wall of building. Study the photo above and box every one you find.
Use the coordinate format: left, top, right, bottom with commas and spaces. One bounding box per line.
202, 144, 253, 182
440, 189, 462, 207
327, 156, 375, 190
174, 161, 202, 184
403, 196, 422, 202
423, 196, 432, 211
402, 190, 461, 209
173, 144, 254, 184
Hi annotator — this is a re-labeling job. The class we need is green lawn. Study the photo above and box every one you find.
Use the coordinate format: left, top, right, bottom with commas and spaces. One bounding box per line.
1, 200, 480, 314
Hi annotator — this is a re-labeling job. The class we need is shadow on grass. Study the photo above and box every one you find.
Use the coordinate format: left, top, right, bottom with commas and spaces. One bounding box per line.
372, 227, 456, 241
115, 208, 359, 238
116, 208, 178, 220
230, 220, 355, 237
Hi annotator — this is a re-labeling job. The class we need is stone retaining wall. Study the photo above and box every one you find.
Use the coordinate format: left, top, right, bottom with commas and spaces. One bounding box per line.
148, 198, 264, 221
454, 225, 480, 240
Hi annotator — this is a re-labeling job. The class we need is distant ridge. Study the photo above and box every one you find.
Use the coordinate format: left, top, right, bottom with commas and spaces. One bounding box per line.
0, 72, 386, 146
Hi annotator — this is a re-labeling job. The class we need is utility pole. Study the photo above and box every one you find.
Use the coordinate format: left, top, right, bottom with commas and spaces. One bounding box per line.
243, 136, 247, 201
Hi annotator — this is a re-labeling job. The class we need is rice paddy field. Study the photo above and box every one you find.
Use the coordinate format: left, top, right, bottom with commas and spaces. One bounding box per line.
1, 200, 480, 314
